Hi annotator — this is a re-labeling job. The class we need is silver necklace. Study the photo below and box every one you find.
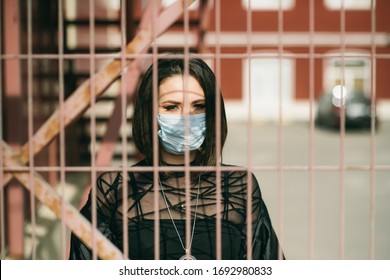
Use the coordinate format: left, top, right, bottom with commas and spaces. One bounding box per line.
160, 176, 201, 260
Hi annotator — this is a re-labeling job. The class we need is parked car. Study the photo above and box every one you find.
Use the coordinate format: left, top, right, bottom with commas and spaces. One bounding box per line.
315, 86, 378, 129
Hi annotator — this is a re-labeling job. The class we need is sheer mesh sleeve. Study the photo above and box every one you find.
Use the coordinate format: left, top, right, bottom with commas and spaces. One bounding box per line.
249, 174, 284, 260
69, 172, 120, 260
220, 170, 283, 260
251, 201, 284, 259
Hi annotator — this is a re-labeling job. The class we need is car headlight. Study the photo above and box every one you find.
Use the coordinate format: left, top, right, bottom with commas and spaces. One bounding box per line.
332, 85, 347, 107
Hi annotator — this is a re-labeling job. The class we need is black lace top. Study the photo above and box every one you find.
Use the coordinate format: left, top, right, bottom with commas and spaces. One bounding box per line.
69, 159, 283, 260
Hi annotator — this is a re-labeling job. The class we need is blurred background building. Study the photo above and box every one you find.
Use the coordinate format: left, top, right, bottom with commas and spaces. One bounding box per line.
1, 0, 389, 260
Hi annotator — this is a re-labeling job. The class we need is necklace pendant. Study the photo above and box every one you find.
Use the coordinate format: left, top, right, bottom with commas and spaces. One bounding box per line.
180, 254, 196, 260
180, 249, 196, 260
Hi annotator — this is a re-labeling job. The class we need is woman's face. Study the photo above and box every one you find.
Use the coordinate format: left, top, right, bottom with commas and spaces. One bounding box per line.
157, 75, 206, 164
158, 75, 205, 115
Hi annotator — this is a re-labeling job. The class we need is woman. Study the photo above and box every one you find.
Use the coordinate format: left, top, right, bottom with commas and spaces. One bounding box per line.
69, 56, 284, 260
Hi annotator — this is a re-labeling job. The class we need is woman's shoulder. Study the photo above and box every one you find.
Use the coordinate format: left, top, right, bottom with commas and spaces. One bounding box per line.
97, 159, 151, 185
219, 163, 261, 188
97, 160, 153, 185
97, 170, 120, 181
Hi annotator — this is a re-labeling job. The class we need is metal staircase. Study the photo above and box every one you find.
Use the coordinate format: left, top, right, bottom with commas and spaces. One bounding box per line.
63, 0, 137, 166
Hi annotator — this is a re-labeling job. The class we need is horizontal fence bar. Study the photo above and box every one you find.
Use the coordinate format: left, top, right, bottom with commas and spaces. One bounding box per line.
3, 165, 390, 173
2, 53, 390, 60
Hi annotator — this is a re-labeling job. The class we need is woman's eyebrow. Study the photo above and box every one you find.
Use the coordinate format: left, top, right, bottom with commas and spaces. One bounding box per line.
192, 99, 205, 103
160, 100, 181, 104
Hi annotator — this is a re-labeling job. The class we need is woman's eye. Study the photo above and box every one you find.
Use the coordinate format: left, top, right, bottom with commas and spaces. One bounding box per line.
164, 105, 178, 111
193, 103, 205, 111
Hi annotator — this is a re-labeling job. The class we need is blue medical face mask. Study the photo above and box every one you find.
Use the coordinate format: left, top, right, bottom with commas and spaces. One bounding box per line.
157, 113, 206, 155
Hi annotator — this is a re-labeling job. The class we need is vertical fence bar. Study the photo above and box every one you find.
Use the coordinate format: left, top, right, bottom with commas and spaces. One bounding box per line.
27, 0, 37, 260
88, 0, 98, 260
308, 0, 315, 260
120, 0, 129, 259
277, 0, 284, 260
214, 0, 222, 260
58, 0, 67, 260
152, 0, 160, 260
369, 0, 377, 260
245, 0, 253, 260
183, 0, 191, 260
0, 0, 4, 259
3, 0, 24, 258
339, 0, 346, 260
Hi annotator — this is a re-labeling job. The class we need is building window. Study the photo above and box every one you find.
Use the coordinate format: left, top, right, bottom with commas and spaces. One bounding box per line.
244, 56, 294, 119
242, 0, 295, 10
324, 53, 371, 96
142, 0, 199, 10
324, 0, 371, 10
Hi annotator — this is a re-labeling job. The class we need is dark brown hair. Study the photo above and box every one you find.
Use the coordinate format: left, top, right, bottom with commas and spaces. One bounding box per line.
132, 56, 228, 166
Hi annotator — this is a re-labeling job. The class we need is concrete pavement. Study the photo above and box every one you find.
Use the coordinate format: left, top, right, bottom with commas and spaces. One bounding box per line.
21, 121, 390, 259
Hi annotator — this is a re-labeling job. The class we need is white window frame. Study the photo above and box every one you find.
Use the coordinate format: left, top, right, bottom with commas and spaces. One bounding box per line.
242, 0, 295, 10
243, 54, 295, 120
324, 0, 371, 10
142, 0, 199, 10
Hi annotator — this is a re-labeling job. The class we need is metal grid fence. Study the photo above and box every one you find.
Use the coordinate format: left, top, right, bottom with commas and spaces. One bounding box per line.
1, 0, 389, 260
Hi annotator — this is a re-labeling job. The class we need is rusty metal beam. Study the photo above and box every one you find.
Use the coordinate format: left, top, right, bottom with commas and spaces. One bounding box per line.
95, 0, 157, 168
95, 62, 141, 167
2, 0, 195, 190
1, 0, 196, 260
1, 0, 196, 190
79, 0, 160, 208
1, 141, 124, 260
